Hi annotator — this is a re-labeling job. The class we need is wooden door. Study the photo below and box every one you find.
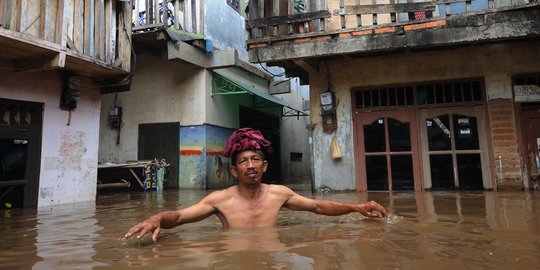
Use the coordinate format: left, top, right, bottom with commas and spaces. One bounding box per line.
354, 110, 422, 191
419, 106, 491, 190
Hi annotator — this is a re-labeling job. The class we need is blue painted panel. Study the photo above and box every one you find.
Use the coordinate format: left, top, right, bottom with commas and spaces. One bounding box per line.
472, 0, 489, 11
450, 2, 467, 14
438, 4, 446, 16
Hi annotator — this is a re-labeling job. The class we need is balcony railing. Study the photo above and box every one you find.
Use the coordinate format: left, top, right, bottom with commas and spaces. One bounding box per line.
0, 0, 132, 73
246, 0, 534, 44
132, 0, 203, 34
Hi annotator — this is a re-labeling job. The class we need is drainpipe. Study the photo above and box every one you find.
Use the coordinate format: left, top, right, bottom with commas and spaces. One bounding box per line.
307, 123, 316, 194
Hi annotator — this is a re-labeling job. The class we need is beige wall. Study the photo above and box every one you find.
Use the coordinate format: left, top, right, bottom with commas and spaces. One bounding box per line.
1, 70, 101, 207
99, 54, 206, 163
309, 41, 540, 191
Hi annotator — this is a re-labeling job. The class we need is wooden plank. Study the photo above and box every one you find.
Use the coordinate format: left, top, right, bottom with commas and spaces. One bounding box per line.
89, 0, 95, 57
118, 0, 131, 71
84, 0, 91, 55
21, 0, 41, 36
39, 0, 46, 39
15, 0, 22, 31
73, 0, 84, 52
257, 0, 264, 18
154, 0, 159, 24
55, 0, 66, 49
198, 0, 204, 34
94, 0, 105, 61
185, 0, 192, 32
192, 0, 198, 33
247, 10, 330, 29
104, 0, 114, 63
0, 1, 5, 26
335, 3, 436, 15
63, 0, 73, 48
173, 0, 182, 29
145, 0, 151, 25
1, 0, 13, 29
162, 0, 169, 26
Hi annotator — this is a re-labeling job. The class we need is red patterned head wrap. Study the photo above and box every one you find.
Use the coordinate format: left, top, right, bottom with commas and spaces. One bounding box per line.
222, 128, 273, 158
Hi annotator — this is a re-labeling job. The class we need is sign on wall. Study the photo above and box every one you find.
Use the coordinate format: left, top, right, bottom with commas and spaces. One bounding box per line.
514, 85, 540, 102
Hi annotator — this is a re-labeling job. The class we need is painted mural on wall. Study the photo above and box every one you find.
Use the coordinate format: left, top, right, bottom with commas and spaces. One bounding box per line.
179, 125, 235, 189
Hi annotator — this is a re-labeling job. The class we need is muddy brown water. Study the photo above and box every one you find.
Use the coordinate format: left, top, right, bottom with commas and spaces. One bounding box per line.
1, 189, 539, 269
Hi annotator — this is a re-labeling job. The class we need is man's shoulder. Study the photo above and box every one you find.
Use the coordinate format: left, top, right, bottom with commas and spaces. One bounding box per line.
266, 184, 295, 196
204, 186, 236, 202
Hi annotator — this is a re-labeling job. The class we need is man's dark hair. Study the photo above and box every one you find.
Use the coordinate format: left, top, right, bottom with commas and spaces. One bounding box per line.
231, 149, 265, 166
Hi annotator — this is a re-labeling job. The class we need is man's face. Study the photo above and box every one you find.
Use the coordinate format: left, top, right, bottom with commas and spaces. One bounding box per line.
230, 150, 268, 185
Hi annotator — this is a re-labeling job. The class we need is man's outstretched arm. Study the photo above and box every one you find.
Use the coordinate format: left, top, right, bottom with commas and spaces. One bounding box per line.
282, 187, 387, 218
124, 193, 219, 243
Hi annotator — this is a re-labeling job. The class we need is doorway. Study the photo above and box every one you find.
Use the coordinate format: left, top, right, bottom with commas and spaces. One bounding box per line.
239, 106, 281, 182
520, 105, 540, 186
138, 122, 179, 188
0, 99, 42, 208
419, 106, 491, 190
355, 110, 422, 191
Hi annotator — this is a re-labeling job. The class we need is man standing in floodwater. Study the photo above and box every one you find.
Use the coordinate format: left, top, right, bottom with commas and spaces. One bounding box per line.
125, 128, 387, 243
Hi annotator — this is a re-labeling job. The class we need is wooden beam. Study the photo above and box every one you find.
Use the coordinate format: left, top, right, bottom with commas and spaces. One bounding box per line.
12, 52, 66, 71
247, 10, 331, 29
334, 3, 436, 16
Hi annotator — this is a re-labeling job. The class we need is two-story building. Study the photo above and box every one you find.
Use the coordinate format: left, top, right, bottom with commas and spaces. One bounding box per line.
98, 0, 311, 190
245, 0, 540, 191
0, 1, 132, 208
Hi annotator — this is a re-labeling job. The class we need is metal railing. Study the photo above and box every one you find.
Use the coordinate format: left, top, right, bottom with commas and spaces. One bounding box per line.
132, 0, 203, 34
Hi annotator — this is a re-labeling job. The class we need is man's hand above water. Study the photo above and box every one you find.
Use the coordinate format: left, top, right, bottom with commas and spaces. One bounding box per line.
356, 200, 387, 218
125, 214, 163, 243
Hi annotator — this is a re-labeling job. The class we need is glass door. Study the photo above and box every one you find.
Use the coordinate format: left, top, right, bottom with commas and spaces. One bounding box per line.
419, 106, 491, 190
355, 111, 421, 191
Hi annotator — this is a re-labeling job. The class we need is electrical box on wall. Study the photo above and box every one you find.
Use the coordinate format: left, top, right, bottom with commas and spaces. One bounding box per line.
60, 76, 80, 110
320, 91, 337, 132
108, 106, 122, 128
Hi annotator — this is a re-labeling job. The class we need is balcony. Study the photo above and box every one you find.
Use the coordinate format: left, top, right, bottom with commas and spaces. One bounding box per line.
245, 0, 540, 82
0, 0, 132, 85
131, 0, 207, 56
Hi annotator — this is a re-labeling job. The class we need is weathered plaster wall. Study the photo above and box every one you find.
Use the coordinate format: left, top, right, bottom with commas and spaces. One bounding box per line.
205, 0, 249, 61
99, 54, 205, 163
0, 70, 101, 207
310, 41, 540, 191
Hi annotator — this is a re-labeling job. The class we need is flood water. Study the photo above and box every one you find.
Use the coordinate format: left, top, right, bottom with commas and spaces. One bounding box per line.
1, 188, 540, 269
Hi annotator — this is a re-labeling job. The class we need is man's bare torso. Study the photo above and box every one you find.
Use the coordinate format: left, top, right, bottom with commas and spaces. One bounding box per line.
207, 184, 292, 228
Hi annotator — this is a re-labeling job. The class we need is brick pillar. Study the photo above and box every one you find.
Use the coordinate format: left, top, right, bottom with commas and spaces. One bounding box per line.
488, 99, 523, 190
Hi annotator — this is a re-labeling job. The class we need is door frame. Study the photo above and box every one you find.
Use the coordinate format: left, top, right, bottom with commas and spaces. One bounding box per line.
354, 110, 423, 191
0, 98, 43, 208
517, 104, 540, 189
418, 106, 492, 190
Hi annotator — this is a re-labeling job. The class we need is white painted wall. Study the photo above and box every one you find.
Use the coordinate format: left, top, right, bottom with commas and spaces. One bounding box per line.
0, 70, 101, 207
309, 41, 540, 191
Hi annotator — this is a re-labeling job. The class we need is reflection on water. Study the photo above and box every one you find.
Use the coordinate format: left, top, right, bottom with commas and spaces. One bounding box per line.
1, 190, 540, 269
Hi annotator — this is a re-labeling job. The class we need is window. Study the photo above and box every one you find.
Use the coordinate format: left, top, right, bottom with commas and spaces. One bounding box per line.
353, 78, 484, 109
